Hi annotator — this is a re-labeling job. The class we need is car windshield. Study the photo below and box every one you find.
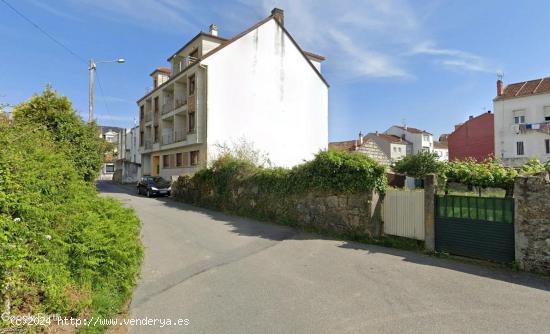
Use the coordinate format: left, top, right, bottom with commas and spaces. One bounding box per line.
148, 177, 170, 186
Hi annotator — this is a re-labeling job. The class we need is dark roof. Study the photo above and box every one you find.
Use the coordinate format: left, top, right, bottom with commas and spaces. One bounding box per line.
149, 67, 171, 76
366, 133, 411, 144
328, 140, 356, 151
495, 77, 550, 100
434, 141, 448, 149
394, 125, 432, 135
167, 32, 228, 62
304, 51, 326, 61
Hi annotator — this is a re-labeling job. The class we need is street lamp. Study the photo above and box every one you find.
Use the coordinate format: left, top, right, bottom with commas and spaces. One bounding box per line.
88, 58, 126, 122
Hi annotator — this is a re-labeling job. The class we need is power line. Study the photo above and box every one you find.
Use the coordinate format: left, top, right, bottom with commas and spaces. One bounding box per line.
1, 0, 85, 64
95, 70, 112, 119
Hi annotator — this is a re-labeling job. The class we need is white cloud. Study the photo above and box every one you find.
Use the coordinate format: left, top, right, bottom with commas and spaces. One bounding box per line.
50, 0, 197, 30
410, 42, 493, 73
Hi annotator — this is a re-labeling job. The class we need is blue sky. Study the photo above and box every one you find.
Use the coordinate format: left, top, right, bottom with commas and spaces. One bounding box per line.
1, 0, 550, 141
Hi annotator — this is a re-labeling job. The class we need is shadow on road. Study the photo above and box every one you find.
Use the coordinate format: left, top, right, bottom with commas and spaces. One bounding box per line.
98, 180, 550, 292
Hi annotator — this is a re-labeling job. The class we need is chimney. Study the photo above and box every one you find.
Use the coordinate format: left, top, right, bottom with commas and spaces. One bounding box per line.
497, 79, 503, 96
375, 131, 379, 136
469, 115, 474, 120
209, 24, 218, 36
271, 8, 284, 26
358, 131, 363, 145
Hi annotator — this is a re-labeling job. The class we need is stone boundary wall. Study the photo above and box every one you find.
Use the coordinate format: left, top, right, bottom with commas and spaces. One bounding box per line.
514, 172, 550, 274
174, 179, 382, 237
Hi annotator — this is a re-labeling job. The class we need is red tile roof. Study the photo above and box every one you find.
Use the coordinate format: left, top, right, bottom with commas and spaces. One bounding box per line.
434, 141, 448, 149
495, 77, 550, 100
394, 125, 432, 135
149, 67, 171, 76
328, 140, 356, 151
366, 133, 411, 144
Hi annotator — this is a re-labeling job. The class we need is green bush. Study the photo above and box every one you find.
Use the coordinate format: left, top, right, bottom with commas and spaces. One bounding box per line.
0, 120, 141, 331
179, 149, 387, 206
392, 151, 442, 179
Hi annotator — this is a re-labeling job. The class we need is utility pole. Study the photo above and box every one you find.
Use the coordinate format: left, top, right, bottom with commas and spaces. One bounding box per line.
88, 58, 125, 123
88, 59, 96, 122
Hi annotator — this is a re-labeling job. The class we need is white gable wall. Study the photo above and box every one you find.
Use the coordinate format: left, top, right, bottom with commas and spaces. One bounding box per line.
201, 19, 328, 167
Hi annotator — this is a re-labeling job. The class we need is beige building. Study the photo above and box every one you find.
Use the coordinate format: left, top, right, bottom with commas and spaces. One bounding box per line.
138, 8, 329, 181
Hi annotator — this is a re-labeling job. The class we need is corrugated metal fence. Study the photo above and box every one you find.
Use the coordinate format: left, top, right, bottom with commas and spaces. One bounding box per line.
382, 189, 425, 240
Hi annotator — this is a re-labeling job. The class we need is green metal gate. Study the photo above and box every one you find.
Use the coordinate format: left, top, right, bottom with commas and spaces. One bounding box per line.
435, 195, 515, 262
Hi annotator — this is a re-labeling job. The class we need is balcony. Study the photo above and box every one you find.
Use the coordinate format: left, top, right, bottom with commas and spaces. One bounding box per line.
175, 97, 187, 110
144, 112, 152, 122
174, 129, 187, 142
144, 140, 153, 149
161, 101, 174, 115
162, 133, 174, 145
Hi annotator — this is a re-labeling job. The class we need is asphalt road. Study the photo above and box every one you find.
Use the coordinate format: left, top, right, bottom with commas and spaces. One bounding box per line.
97, 181, 550, 334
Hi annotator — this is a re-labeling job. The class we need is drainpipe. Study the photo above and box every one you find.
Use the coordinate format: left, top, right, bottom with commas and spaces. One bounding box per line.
199, 64, 208, 166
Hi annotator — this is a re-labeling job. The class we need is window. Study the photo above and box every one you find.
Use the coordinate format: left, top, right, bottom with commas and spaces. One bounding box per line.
188, 112, 196, 132
163, 155, 170, 168
154, 97, 159, 113
423, 134, 430, 141
393, 147, 397, 152
105, 164, 115, 173
545, 106, 550, 121
140, 131, 144, 146
154, 125, 159, 143
398, 147, 402, 153
190, 150, 199, 166
140, 105, 144, 119
546, 139, 550, 154
189, 75, 196, 95
176, 153, 183, 167
514, 115, 526, 124
190, 49, 199, 58
516, 141, 524, 156
154, 78, 158, 88
513, 110, 526, 124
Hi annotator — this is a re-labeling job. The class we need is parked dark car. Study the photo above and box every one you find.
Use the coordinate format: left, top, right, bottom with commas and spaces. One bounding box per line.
137, 176, 172, 197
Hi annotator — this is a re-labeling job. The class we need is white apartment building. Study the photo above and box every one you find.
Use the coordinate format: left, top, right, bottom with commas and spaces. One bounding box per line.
384, 125, 447, 161
494, 77, 550, 166
138, 8, 328, 180
385, 126, 434, 154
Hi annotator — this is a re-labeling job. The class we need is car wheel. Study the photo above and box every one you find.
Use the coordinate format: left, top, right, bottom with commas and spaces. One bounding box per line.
146, 189, 151, 198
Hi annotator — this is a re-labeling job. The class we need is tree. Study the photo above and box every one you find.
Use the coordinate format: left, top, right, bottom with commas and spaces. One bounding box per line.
12, 86, 111, 181
392, 151, 442, 179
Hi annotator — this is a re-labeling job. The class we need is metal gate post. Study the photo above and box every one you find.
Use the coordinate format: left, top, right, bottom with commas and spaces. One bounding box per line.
424, 174, 437, 251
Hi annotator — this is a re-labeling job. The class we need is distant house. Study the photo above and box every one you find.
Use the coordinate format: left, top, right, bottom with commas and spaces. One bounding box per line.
448, 111, 494, 161
114, 126, 142, 183
329, 133, 391, 166
98, 126, 124, 180
493, 77, 550, 166
364, 132, 412, 163
384, 125, 434, 154
433, 141, 449, 161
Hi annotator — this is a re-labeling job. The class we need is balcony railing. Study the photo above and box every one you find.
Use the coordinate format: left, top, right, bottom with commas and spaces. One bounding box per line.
144, 112, 152, 122
161, 101, 174, 114
175, 97, 187, 109
144, 140, 153, 149
162, 133, 174, 145
174, 129, 186, 142
173, 56, 200, 75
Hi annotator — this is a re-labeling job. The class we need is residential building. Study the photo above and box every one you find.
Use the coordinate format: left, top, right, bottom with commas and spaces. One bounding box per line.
385, 125, 434, 154
433, 141, 449, 161
114, 126, 142, 183
493, 77, 550, 166
98, 126, 124, 180
329, 133, 391, 166
447, 111, 494, 161
138, 8, 328, 181
364, 132, 412, 163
